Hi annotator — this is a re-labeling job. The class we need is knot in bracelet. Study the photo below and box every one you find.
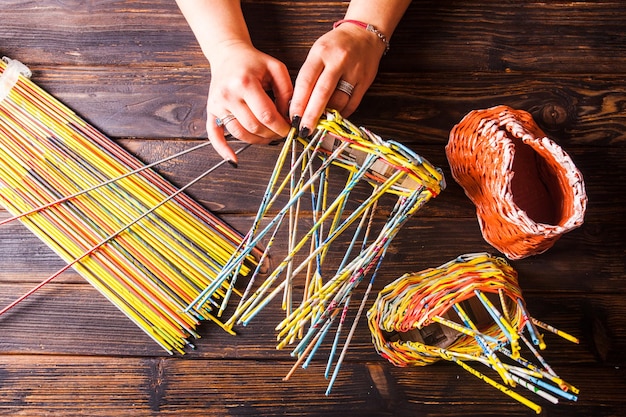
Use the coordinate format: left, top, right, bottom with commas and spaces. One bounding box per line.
333, 19, 390, 54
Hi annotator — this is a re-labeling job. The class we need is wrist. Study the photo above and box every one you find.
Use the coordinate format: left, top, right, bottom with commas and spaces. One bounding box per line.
176, 0, 252, 63
333, 19, 390, 54
203, 38, 253, 66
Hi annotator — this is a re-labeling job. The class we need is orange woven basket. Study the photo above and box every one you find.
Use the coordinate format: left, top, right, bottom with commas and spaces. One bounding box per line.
446, 105, 586, 259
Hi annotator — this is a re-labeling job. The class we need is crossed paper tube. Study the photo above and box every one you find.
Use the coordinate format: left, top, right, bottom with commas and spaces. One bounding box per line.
188, 109, 447, 393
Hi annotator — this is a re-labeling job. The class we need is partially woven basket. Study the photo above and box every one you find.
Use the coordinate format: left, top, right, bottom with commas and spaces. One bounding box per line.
446, 105, 586, 259
367, 253, 524, 367
367, 253, 579, 412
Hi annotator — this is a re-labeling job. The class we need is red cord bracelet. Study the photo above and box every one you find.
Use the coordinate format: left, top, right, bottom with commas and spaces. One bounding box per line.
333, 19, 390, 54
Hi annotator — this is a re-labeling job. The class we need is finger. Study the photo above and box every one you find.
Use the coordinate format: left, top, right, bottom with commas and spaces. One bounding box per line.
243, 89, 291, 138
207, 114, 238, 163
226, 101, 283, 143
341, 81, 370, 117
266, 60, 294, 121
299, 70, 341, 136
289, 57, 325, 130
326, 88, 352, 114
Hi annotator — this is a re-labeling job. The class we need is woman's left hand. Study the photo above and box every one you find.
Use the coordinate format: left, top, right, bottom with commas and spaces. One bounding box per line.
289, 22, 386, 137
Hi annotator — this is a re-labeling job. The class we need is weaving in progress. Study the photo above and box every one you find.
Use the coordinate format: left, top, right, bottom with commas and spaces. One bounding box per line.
187, 109, 446, 393
0, 56, 446, 393
368, 252, 579, 414
0, 57, 258, 354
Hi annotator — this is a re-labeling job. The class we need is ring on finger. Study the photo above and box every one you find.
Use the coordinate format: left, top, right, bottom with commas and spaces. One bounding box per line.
215, 113, 236, 127
336, 79, 355, 97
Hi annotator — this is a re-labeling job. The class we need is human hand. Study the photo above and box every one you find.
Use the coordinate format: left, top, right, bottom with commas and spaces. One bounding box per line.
289, 23, 387, 137
206, 41, 293, 163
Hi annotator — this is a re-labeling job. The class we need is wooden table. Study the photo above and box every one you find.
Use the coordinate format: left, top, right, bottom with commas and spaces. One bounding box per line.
0, 1, 624, 416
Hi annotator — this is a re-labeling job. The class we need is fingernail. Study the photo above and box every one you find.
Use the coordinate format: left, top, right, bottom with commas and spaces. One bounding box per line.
299, 126, 310, 138
269, 139, 283, 146
291, 115, 301, 129
227, 159, 238, 168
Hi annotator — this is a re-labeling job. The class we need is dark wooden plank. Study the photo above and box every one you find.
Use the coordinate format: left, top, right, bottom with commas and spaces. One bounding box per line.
1, 1, 626, 74
1, 277, 622, 366
0, 355, 623, 416
5, 67, 623, 147
0, 0, 199, 68
1, 207, 622, 292
117, 139, 625, 222
387, 0, 626, 73
362, 72, 626, 147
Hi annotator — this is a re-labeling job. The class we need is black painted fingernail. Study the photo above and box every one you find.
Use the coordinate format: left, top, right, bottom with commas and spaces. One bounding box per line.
299, 126, 310, 138
269, 139, 283, 146
291, 115, 301, 129
227, 159, 238, 168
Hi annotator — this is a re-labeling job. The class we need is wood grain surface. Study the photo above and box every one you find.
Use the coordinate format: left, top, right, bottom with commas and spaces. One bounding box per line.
0, 1, 624, 416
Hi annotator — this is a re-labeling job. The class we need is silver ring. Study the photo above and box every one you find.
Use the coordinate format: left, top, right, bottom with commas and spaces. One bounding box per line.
336, 79, 355, 97
215, 114, 236, 127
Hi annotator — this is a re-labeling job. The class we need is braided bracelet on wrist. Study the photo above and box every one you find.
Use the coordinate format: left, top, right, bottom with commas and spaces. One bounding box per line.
333, 19, 390, 54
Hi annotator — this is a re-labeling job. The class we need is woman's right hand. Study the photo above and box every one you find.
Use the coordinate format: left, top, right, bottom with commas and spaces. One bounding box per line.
205, 41, 293, 163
